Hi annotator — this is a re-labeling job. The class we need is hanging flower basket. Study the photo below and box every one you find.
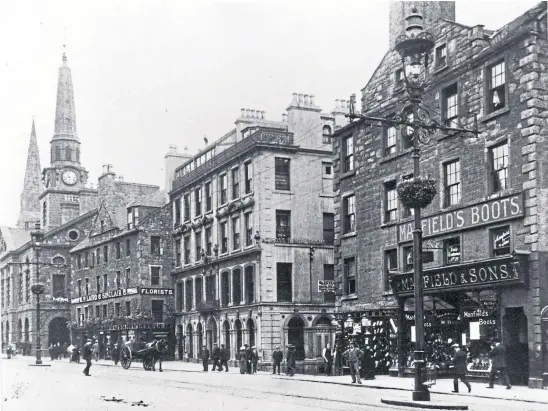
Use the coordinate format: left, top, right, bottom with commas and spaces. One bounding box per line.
397, 177, 437, 209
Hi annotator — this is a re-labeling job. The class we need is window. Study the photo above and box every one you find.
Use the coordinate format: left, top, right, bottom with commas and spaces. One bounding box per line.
125, 238, 131, 257
219, 174, 228, 205
323, 162, 332, 176
220, 222, 228, 253
444, 160, 461, 206
176, 282, 183, 311
125, 301, 131, 316
183, 194, 190, 221
205, 227, 212, 255
116, 242, 121, 259
55, 146, 61, 161
275, 158, 291, 190
125, 268, 130, 287
52, 275, 66, 298
100, 220, 105, 233
25, 270, 30, 302
103, 245, 108, 263
403, 246, 414, 271
232, 216, 240, 250
195, 187, 202, 216
276, 263, 292, 302
487, 60, 506, 113
232, 269, 241, 304
385, 125, 397, 156
244, 213, 253, 246
343, 257, 356, 295
206, 275, 216, 301
77, 254, 82, 269
185, 280, 193, 312
77, 308, 82, 326
85, 251, 89, 267
91, 250, 95, 267
77, 279, 82, 297
435, 44, 447, 68
395, 68, 404, 84
384, 181, 398, 223
343, 195, 355, 234
244, 162, 253, 194
96, 276, 100, 292
84, 306, 89, 320
102, 305, 107, 317
151, 266, 161, 286
231, 168, 240, 199
116, 271, 121, 289
489, 142, 509, 193
174, 197, 181, 225
95, 305, 100, 318
126, 207, 139, 230
342, 135, 354, 173
442, 83, 458, 127
184, 236, 191, 264
491, 226, 510, 256
322, 125, 332, 144
276, 210, 291, 242
323, 264, 335, 303
96, 248, 101, 264
244, 266, 255, 304
195, 277, 203, 305
195, 231, 202, 260
323, 213, 334, 245
384, 250, 398, 291
103, 274, 107, 293
444, 237, 461, 265
115, 303, 120, 317
205, 182, 212, 211
175, 239, 181, 267
151, 236, 161, 255
85, 278, 90, 295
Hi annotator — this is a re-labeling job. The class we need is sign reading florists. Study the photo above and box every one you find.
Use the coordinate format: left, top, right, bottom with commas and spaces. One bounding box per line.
139, 288, 174, 296
397, 193, 524, 243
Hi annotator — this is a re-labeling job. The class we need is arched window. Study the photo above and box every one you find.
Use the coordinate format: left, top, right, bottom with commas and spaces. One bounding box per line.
18, 319, 22, 342
221, 271, 230, 307
55, 146, 61, 161
186, 323, 194, 358
288, 316, 305, 361
234, 319, 242, 350
65, 146, 72, 161
322, 125, 332, 144
246, 318, 255, 347
244, 266, 254, 304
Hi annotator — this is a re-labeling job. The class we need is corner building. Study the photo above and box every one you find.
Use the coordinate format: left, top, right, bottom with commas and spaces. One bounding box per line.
332, 2, 548, 387
170, 95, 348, 371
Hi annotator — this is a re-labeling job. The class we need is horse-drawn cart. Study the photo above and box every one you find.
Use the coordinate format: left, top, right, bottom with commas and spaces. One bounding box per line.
120, 339, 166, 371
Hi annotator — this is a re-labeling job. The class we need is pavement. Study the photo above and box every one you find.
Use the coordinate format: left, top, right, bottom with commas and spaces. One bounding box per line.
3, 355, 548, 411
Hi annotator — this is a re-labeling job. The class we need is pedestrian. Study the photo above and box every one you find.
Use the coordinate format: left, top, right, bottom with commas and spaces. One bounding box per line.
239, 346, 247, 374
487, 338, 511, 390
272, 346, 283, 375
49, 344, 54, 361
286, 344, 296, 376
55, 342, 62, 360
343, 342, 363, 384
450, 344, 471, 393
243, 344, 252, 374
92, 340, 99, 361
112, 342, 119, 365
251, 346, 259, 374
211, 343, 221, 371
201, 345, 210, 372
82, 338, 93, 376
220, 344, 230, 372
322, 343, 333, 376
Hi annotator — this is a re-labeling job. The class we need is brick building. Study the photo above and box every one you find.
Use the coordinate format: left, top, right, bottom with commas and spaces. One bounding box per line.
169, 95, 348, 371
332, 2, 548, 387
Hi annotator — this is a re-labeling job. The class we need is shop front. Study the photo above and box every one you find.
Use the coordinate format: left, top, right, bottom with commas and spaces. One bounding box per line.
389, 252, 530, 384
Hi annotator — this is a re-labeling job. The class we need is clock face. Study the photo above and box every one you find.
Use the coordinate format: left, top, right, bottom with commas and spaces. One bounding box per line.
62, 170, 78, 185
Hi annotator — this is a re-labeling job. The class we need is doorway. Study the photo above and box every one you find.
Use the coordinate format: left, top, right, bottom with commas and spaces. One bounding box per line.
503, 307, 529, 385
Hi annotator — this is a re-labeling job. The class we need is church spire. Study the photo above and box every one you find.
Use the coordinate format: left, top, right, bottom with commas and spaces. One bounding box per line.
53, 51, 78, 141
17, 120, 43, 228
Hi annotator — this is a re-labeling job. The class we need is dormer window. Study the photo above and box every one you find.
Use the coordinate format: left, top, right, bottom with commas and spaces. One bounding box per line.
322, 125, 332, 144
127, 207, 139, 230
435, 44, 447, 68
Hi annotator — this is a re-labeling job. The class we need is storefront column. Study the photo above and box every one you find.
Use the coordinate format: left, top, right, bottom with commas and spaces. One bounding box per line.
398, 298, 406, 377
202, 275, 206, 303
181, 281, 186, 314
241, 270, 246, 305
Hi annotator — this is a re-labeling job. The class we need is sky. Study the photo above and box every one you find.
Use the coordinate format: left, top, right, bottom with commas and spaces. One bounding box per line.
0, 0, 541, 227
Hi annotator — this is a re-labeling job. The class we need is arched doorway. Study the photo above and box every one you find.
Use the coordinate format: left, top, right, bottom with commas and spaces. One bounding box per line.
246, 318, 255, 347
223, 320, 231, 356
48, 317, 69, 346
234, 319, 242, 350
206, 317, 217, 354
288, 316, 305, 361
24, 318, 29, 342
196, 322, 203, 358
18, 319, 22, 342
313, 316, 333, 358
186, 323, 194, 358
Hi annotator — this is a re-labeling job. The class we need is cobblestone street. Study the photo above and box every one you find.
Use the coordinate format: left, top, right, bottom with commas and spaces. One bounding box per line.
3, 357, 548, 411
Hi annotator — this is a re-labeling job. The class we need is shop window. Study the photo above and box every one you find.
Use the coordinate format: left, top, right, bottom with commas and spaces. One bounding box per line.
245, 265, 255, 304
486, 60, 506, 114
343, 257, 356, 296
244, 213, 253, 246
276, 210, 291, 242
184, 236, 191, 264
232, 217, 240, 250
219, 174, 228, 205
403, 246, 413, 272
220, 222, 228, 253
444, 237, 461, 265
175, 239, 181, 267
342, 135, 354, 173
195, 187, 202, 217
231, 167, 240, 199
205, 182, 212, 211
221, 272, 230, 307
342, 195, 355, 234
244, 162, 253, 194
151, 266, 160, 287
323, 264, 335, 303
174, 197, 181, 225
232, 269, 242, 304
323, 213, 334, 245
384, 181, 398, 223
489, 141, 509, 193
275, 158, 291, 190
151, 300, 163, 322
183, 193, 191, 221
444, 159, 461, 206
151, 236, 161, 256
384, 125, 397, 156
384, 249, 398, 291
435, 43, 447, 68
276, 263, 292, 302
491, 226, 510, 256
442, 83, 458, 127
322, 125, 332, 144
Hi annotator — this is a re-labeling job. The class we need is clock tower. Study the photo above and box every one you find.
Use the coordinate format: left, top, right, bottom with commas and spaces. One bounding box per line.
40, 52, 95, 230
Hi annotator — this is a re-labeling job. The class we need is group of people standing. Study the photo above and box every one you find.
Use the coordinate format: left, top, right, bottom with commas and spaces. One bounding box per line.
48, 342, 68, 360
200, 343, 231, 372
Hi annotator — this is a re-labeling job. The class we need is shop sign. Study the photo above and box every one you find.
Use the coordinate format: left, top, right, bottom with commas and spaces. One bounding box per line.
318, 280, 335, 292
391, 255, 527, 297
462, 309, 491, 319
152, 331, 169, 338
397, 193, 524, 243
71, 287, 138, 304
139, 287, 174, 296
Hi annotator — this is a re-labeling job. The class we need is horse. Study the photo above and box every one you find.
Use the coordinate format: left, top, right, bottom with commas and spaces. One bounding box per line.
149, 338, 168, 372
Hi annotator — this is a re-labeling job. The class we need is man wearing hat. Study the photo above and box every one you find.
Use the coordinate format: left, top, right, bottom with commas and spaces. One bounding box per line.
82, 338, 93, 376
220, 344, 230, 372
487, 338, 511, 389
272, 346, 283, 375
244, 344, 252, 374
343, 342, 363, 384
201, 345, 210, 372
251, 346, 259, 374
211, 343, 221, 371
450, 344, 471, 393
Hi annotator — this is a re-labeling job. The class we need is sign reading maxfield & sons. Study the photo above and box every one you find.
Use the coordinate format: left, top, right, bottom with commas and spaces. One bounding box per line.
390, 254, 528, 297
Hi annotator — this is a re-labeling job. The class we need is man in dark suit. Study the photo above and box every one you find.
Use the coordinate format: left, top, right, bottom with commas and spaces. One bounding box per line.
272, 346, 283, 375
487, 338, 511, 389
201, 345, 210, 372
82, 338, 93, 376
211, 343, 221, 371
220, 344, 230, 372
450, 344, 471, 393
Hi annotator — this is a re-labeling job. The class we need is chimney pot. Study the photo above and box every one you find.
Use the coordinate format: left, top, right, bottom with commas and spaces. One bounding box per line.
247, 109, 253, 118
304, 94, 310, 105
241, 108, 246, 117
310, 95, 315, 105
282, 113, 288, 122
292, 93, 298, 103
298, 94, 304, 103
261, 111, 265, 119
335, 99, 340, 108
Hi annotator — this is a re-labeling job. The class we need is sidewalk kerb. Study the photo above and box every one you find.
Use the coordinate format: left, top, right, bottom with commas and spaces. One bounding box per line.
381, 398, 468, 410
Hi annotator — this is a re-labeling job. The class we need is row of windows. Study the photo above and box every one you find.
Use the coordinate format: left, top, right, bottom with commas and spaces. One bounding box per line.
51, 145, 80, 162
76, 300, 164, 324
75, 266, 162, 297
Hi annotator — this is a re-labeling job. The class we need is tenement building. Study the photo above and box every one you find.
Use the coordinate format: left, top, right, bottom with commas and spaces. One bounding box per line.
170, 95, 348, 371
331, 2, 548, 387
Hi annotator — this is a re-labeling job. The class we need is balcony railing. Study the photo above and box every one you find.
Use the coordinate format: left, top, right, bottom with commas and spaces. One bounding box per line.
172, 128, 295, 193
196, 299, 220, 313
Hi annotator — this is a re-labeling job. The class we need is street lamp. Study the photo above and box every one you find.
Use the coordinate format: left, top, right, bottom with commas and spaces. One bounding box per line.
346, 8, 479, 403
30, 223, 45, 366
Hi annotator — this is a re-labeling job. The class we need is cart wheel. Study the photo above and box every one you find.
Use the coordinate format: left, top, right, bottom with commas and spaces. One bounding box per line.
121, 346, 132, 370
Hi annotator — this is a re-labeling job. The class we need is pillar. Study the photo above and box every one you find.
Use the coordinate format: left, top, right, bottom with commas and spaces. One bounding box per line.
241, 268, 246, 305
229, 271, 233, 305
191, 277, 196, 311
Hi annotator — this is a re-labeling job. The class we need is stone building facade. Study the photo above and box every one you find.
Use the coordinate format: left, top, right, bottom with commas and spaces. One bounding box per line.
170, 95, 347, 371
331, 2, 548, 387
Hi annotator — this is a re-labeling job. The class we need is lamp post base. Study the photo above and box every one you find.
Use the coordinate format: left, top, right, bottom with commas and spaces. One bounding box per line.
412, 390, 431, 402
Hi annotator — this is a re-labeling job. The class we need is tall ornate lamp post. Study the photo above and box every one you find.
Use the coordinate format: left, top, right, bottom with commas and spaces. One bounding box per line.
30, 223, 45, 366
346, 8, 479, 403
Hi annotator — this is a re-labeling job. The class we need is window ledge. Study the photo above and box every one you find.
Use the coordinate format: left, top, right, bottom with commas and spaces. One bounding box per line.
319, 193, 335, 198
433, 64, 449, 74
272, 190, 294, 195
341, 295, 358, 301
340, 170, 356, 180
341, 232, 357, 239
381, 221, 398, 229
479, 106, 510, 123
379, 148, 413, 164
382, 291, 394, 297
